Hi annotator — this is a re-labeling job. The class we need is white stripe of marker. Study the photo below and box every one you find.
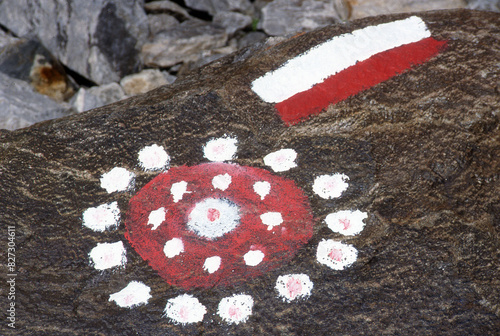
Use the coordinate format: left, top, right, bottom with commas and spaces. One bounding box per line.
251, 16, 430, 103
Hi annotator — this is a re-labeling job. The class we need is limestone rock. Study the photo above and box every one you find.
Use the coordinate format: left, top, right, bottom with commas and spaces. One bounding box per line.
147, 14, 180, 35
348, 0, 467, 19
0, 9, 498, 336
184, 0, 254, 15
71, 83, 126, 113
0, 0, 148, 85
120, 69, 170, 96
0, 29, 18, 50
261, 0, 349, 36
0, 72, 73, 130
144, 0, 194, 20
213, 11, 253, 35
141, 19, 228, 67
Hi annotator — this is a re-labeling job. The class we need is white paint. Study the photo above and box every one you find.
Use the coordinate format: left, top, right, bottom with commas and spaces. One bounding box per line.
275, 274, 313, 302
251, 16, 430, 103
203, 136, 238, 162
260, 212, 283, 230
325, 210, 368, 236
82, 201, 120, 232
163, 238, 184, 258
171, 181, 190, 203
109, 281, 152, 308
316, 239, 358, 270
164, 294, 207, 324
89, 241, 127, 270
147, 207, 167, 230
212, 173, 232, 191
187, 198, 240, 239
203, 256, 221, 273
138, 144, 170, 171
313, 173, 349, 199
253, 181, 271, 200
100, 167, 135, 193
217, 294, 254, 324
263, 148, 297, 172
244, 250, 264, 266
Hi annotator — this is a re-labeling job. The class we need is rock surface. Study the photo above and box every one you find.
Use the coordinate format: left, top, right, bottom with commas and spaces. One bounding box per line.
0, 9, 499, 335
348, 0, 467, 19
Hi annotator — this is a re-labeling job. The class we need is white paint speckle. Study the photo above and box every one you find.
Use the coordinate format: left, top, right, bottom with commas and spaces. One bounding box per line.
138, 144, 170, 171
244, 250, 265, 266
203, 256, 221, 274
260, 212, 283, 230
275, 274, 313, 302
253, 181, 271, 200
203, 136, 238, 162
217, 294, 254, 324
147, 207, 167, 230
325, 210, 367, 236
171, 181, 190, 203
82, 201, 120, 232
212, 173, 232, 191
109, 281, 152, 308
164, 294, 207, 324
100, 167, 135, 193
316, 239, 358, 270
164, 238, 184, 258
313, 173, 349, 199
263, 148, 297, 172
89, 241, 127, 270
187, 198, 240, 239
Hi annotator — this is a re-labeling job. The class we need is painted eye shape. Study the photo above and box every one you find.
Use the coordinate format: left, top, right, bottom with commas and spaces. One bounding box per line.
124, 162, 315, 289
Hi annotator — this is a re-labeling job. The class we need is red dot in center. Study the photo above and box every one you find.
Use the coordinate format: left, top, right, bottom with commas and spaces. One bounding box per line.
207, 208, 220, 222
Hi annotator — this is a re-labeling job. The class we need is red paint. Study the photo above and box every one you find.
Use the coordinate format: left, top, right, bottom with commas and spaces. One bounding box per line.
340, 218, 351, 231
207, 208, 220, 222
329, 248, 343, 262
276, 37, 447, 125
287, 277, 303, 300
125, 163, 314, 289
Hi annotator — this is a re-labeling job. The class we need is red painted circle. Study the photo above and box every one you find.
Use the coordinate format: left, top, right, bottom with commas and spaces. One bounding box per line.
125, 162, 314, 289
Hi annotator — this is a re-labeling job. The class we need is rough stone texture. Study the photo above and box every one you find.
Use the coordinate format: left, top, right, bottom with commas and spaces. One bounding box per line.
141, 19, 228, 67
348, 0, 467, 19
0, 9, 499, 336
213, 11, 253, 35
120, 69, 169, 96
261, 0, 349, 36
0, 72, 73, 130
0, 0, 148, 85
184, 0, 254, 15
0, 29, 18, 50
147, 13, 180, 35
71, 83, 126, 113
144, 0, 194, 20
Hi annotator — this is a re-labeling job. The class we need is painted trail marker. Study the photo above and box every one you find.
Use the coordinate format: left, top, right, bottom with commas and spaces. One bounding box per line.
251, 16, 447, 125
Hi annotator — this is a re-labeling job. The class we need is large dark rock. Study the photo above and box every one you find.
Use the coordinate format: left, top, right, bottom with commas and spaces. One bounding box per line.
1, 9, 499, 335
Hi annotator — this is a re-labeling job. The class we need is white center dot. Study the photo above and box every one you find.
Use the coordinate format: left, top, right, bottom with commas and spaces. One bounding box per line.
187, 198, 240, 239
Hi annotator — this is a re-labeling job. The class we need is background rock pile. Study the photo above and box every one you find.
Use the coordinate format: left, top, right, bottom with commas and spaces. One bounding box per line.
0, 0, 498, 130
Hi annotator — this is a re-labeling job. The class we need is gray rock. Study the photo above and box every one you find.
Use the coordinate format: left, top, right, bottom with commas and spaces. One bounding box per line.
144, 0, 194, 20
0, 72, 73, 130
120, 69, 170, 96
348, 0, 467, 19
142, 19, 228, 68
260, 0, 348, 36
147, 13, 180, 35
213, 11, 253, 35
0, 29, 18, 50
0, 0, 148, 85
237, 31, 267, 49
161, 70, 177, 84
466, 0, 500, 11
71, 83, 126, 113
184, 0, 254, 15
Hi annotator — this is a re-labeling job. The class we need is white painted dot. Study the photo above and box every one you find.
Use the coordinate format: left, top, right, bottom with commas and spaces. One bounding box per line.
325, 210, 367, 236
312, 173, 349, 199
164, 294, 207, 324
164, 238, 184, 258
82, 201, 120, 232
212, 173, 232, 191
109, 281, 151, 308
260, 212, 283, 230
316, 239, 358, 270
275, 274, 314, 302
263, 148, 297, 172
187, 198, 240, 239
138, 144, 170, 171
100, 167, 135, 193
203, 256, 221, 274
147, 207, 167, 230
89, 241, 127, 270
253, 181, 271, 200
217, 294, 254, 324
244, 250, 265, 266
171, 181, 190, 203
203, 136, 238, 162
